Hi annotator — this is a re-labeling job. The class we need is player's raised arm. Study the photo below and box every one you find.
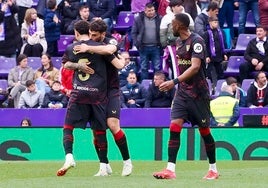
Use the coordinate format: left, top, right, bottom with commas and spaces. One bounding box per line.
64, 61, 94, 75
73, 43, 117, 55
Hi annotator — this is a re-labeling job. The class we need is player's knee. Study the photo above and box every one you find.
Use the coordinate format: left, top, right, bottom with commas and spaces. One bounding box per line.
199, 127, 211, 136
107, 118, 120, 134
170, 121, 183, 133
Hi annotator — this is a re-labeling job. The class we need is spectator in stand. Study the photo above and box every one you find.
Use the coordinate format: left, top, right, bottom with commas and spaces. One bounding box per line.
118, 51, 140, 87
20, 8, 47, 57
218, 0, 235, 39
21, 118, 32, 127
239, 26, 268, 82
157, 0, 169, 16
61, 0, 80, 34
210, 85, 240, 127
18, 80, 44, 108
258, 0, 268, 26
5, 54, 34, 108
59, 66, 74, 98
43, 0, 61, 57
66, 4, 93, 35
34, 53, 60, 95
131, 0, 152, 14
224, 76, 247, 107
88, 0, 115, 33
160, 0, 194, 48
247, 71, 268, 108
42, 80, 68, 108
235, 0, 259, 34
0, 0, 21, 57
144, 71, 175, 108
194, 1, 219, 39
120, 71, 147, 108
204, 16, 228, 94
183, 0, 201, 21
160, 0, 194, 79
15, 0, 33, 29
131, 2, 162, 81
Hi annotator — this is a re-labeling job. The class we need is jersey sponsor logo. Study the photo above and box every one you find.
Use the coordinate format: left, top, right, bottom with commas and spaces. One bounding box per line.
193, 43, 203, 53
73, 84, 99, 92
178, 59, 191, 65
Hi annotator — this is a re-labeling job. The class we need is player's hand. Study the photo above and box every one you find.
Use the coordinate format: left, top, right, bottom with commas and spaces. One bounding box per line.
217, 123, 225, 126
159, 80, 174, 92
73, 44, 89, 53
128, 99, 135, 104
78, 63, 95, 74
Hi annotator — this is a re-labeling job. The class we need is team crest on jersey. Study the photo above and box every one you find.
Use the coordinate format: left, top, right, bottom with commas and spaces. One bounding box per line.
193, 43, 203, 53
109, 39, 118, 45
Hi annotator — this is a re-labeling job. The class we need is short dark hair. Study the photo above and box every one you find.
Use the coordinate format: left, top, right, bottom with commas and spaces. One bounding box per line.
154, 71, 166, 80
226, 77, 238, 85
79, 4, 89, 11
169, 0, 184, 8
89, 19, 107, 33
52, 80, 61, 86
74, 20, 90, 35
256, 25, 268, 31
145, 2, 155, 9
174, 13, 190, 28
17, 54, 27, 65
47, 0, 57, 10
255, 71, 267, 81
208, 16, 218, 22
26, 80, 35, 87
207, 1, 219, 11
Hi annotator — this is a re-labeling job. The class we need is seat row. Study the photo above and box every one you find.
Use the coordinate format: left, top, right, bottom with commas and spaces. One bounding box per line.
0, 56, 62, 79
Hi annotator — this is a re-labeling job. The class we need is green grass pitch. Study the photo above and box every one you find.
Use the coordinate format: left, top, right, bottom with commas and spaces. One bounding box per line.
0, 161, 267, 188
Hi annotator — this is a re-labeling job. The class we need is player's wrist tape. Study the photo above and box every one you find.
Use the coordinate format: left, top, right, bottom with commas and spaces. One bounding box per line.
173, 78, 179, 85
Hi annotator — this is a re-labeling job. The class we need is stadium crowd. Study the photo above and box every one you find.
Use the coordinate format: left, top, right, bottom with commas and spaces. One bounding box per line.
0, 0, 268, 127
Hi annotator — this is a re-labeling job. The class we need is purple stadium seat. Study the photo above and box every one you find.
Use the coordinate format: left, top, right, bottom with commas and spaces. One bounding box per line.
212, 79, 226, 97
27, 57, 41, 70
241, 79, 254, 92
115, 0, 122, 5
113, 11, 134, 33
141, 79, 152, 90
234, 34, 256, 51
0, 79, 8, 101
51, 57, 62, 69
224, 56, 245, 77
229, 10, 256, 28
57, 35, 75, 55
0, 56, 16, 78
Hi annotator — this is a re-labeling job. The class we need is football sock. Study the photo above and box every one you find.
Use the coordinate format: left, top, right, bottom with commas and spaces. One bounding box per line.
199, 128, 216, 164
95, 130, 108, 164
93, 131, 100, 158
168, 123, 182, 163
209, 163, 217, 172
114, 129, 130, 160
63, 125, 74, 154
167, 162, 176, 172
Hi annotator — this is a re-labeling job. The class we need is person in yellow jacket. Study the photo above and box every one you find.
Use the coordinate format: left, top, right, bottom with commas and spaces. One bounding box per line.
210, 85, 240, 126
